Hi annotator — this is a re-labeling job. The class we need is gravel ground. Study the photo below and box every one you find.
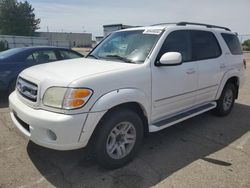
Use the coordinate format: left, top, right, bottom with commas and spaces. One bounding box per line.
0, 61, 249, 188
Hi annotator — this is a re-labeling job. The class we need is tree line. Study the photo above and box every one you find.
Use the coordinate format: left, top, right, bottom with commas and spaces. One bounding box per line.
0, 0, 40, 36
242, 40, 250, 51
0, 0, 250, 51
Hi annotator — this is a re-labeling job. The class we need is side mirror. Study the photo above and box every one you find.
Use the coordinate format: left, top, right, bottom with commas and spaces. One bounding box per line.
158, 52, 182, 66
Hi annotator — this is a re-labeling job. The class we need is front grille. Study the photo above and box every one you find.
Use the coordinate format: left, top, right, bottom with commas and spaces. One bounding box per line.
16, 77, 38, 102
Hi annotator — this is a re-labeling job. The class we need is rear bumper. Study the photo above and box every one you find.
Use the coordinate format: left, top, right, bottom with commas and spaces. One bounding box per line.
9, 92, 89, 150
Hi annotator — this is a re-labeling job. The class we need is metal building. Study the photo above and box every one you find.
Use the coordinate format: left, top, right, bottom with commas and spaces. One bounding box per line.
103, 24, 137, 37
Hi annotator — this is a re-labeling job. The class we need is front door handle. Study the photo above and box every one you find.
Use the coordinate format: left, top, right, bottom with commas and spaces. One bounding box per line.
186, 68, 196, 75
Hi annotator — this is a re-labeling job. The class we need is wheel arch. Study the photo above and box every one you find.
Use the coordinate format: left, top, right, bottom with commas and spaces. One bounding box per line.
90, 88, 151, 119
86, 101, 149, 149
103, 102, 149, 134
81, 89, 151, 147
216, 71, 240, 100
225, 76, 239, 98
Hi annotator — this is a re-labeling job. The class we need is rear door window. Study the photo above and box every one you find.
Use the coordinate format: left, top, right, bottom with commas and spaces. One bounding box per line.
26, 50, 57, 64
59, 50, 82, 60
221, 33, 243, 55
191, 30, 221, 61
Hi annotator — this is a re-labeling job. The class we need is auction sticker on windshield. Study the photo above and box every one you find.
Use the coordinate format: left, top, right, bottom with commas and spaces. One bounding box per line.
143, 29, 162, 35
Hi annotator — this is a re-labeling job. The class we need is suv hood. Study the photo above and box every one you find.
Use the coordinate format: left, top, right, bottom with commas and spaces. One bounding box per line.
20, 58, 136, 85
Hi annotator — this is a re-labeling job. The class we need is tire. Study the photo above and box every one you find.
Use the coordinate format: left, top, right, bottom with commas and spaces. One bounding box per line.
213, 83, 236, 116
93, 109, 144, 169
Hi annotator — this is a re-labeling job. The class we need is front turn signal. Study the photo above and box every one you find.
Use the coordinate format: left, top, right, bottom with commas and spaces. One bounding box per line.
63, 88, 93, 110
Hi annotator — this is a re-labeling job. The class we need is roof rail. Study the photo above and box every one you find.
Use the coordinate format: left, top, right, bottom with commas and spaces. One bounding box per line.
150, 22, 177, 26
176, 22, 231, 31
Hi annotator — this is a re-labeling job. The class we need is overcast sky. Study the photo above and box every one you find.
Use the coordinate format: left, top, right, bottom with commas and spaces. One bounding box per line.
28, 0, 250, 38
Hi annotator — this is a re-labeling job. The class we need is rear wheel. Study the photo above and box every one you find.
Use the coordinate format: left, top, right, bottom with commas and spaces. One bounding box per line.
93, 109, 144, 169
213, 83, 236, 116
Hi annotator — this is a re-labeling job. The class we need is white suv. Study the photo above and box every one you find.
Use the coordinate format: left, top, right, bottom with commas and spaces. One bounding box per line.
9, 22, 245, 169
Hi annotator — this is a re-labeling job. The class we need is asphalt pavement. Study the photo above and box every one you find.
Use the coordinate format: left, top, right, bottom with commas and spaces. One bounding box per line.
0, 65, 249, 188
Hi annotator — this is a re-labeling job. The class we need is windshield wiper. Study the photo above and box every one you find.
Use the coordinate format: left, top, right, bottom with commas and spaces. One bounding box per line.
87, 54, 99, 59
106, 55, 135, 64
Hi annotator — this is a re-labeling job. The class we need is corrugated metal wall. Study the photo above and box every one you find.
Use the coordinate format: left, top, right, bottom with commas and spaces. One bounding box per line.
0, 35, 70, 49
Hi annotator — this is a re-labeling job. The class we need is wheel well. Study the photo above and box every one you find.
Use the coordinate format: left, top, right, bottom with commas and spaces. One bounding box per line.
86, 102, 149, 150
226, 77, 239, 99
107, 102, 149, 135
91, 102, 149, 140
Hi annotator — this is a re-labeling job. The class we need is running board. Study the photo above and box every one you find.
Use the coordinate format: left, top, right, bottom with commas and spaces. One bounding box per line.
149, 102, 216, 132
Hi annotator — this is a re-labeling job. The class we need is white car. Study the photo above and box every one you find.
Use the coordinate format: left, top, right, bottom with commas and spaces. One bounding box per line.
9, 22, 245, 169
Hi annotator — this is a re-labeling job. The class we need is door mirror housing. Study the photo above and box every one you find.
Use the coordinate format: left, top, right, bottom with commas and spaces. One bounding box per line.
158, 52, 182, 66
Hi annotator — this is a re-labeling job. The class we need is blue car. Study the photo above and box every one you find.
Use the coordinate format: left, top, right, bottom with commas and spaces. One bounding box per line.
0, 46, 83, 94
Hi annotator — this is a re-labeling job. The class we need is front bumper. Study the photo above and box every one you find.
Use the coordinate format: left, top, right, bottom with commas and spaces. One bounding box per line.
9, 92, 89, 150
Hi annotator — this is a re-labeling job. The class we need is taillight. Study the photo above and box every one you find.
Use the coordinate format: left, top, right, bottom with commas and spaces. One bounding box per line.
243, 59, 246, 69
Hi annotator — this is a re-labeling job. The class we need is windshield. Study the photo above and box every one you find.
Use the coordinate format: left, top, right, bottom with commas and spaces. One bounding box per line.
0, 48, 23, 59
89, 30, 162, 64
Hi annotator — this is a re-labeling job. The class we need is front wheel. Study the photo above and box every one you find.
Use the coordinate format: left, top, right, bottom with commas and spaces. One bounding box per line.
93, 109, 144, 169
213, 83, 236, 116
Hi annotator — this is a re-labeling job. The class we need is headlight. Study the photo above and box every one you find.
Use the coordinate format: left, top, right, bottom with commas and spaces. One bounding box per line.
43, 87, 93, 109
43, 87, 67, 108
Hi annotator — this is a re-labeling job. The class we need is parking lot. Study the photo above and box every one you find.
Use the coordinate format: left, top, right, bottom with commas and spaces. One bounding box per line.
0, 61, 250, 188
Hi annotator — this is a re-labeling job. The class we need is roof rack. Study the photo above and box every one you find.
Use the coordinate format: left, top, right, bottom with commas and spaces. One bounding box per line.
151, 22, 177, 26
176, 22, 231, 31
150, 22, 231, 31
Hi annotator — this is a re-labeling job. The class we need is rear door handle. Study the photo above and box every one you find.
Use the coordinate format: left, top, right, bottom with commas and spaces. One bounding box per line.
186, 68, 196, 75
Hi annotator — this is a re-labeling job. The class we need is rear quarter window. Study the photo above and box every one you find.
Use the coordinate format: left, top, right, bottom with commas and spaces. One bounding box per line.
221, 33, 243, 55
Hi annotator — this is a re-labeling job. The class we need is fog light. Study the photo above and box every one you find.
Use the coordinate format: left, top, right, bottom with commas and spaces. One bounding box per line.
47, 130, 57, 141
